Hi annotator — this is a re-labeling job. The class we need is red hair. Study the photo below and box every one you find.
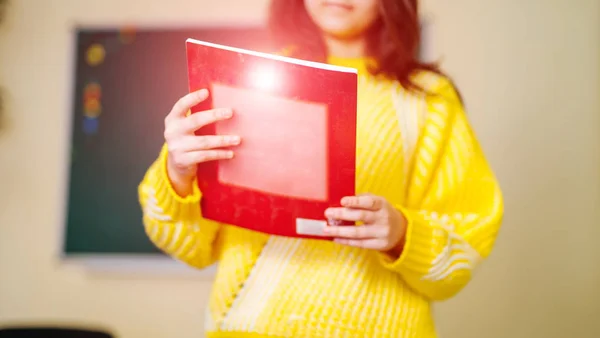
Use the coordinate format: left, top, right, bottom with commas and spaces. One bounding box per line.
268, 0, 446, 93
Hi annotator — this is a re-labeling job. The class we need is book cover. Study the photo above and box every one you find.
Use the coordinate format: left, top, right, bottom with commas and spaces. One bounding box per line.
185, 38, 357, 240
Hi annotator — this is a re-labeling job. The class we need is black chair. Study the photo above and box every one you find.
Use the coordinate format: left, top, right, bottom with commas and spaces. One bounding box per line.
0, 327, 114, 338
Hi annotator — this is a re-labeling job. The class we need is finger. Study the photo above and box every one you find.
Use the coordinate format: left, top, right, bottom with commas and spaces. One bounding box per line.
180, 150, 234, 165
333, 238, 388, 250
184, 107, 234, 132
168, 135, 241, 153
169, 89, 210, 119
340, 195, 383, 211
324, 207, 376, 223
323, 224, 388, 239
195, 135, 241, 150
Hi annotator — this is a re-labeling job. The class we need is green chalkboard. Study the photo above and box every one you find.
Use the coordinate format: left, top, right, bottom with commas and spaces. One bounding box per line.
63, 26, 273, 255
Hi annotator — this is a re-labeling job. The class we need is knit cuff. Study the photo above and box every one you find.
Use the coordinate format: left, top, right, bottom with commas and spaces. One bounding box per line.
151, 144, 202, 221
378, 205, 440, 276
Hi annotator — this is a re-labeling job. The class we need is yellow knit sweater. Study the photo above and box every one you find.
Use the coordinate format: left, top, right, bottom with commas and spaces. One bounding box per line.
138, 56, 503, 338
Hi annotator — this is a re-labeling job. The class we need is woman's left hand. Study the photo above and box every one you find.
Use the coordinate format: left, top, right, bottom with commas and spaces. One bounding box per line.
324, 194, 407, 252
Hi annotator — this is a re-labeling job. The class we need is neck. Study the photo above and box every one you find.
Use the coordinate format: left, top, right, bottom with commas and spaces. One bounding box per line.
323, 34, 367, 58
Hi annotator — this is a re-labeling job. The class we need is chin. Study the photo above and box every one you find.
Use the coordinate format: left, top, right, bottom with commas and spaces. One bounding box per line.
321, 24, 362, 40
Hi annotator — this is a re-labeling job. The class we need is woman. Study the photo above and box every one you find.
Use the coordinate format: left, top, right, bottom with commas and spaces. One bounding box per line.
138, 0, 504, 337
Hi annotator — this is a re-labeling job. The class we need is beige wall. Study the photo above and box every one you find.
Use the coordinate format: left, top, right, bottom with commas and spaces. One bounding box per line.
1, 0, 599, 337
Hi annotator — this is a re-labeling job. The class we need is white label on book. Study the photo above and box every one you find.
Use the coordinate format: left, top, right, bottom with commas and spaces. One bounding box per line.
296, 218, 328, 236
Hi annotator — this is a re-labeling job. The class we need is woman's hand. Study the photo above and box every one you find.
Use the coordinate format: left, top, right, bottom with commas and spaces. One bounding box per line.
164, 88, 240, 196
324, 194, 407, 254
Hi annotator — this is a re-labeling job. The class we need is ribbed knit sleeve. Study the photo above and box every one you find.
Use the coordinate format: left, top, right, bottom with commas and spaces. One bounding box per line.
380, 79, 504, 301
138, 144, 221, 269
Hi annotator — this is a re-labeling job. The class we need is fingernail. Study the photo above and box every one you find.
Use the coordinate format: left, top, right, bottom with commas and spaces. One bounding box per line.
197, 89, 209, 98
219, 109, 232, 118
230, 136, 241, 144
324, 209, 333, 218
341, 197, 350, 206
227, 151, 234, 158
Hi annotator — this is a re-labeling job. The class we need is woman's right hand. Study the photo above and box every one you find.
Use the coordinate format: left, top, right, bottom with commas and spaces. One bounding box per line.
164, 88, 240, 196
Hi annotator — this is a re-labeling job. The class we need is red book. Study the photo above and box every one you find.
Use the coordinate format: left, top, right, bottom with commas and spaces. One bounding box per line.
185, 38, 357, 240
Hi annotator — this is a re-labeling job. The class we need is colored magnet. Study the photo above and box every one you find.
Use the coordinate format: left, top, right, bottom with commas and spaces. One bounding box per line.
119, 27, 136, 45
83, 82, 102, 118
83, 116, 99, 135
86, 43, 106, 67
